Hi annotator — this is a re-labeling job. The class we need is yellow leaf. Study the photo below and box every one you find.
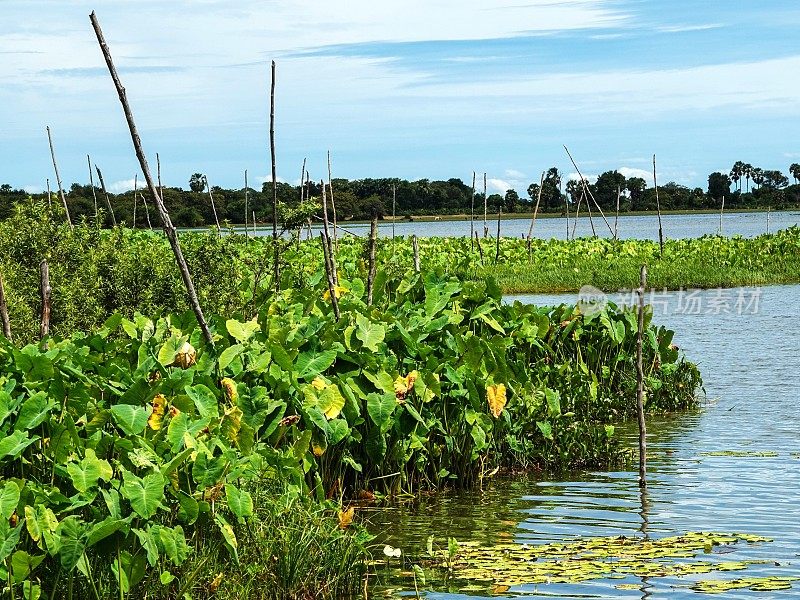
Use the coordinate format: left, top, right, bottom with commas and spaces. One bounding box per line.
338, 506, 355, 529
209, 572, 224, 593
148, 394, 167, 430
487, 384, 507, 418
311, 377, 326, 391
220, 378, 237, 402
173, 342, 196, 369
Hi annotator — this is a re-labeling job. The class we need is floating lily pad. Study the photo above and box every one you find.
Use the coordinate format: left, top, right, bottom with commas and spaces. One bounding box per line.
416, 532, 780, 594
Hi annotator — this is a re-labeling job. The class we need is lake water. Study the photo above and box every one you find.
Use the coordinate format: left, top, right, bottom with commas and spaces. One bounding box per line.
367, 284, 800, 598
233, 210, 799, 241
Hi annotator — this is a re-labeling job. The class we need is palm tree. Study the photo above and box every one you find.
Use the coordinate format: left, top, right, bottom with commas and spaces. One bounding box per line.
729, 161, 744, 192
790, 163, 800, 185
751, 167, 764, 189
743, 163, 753, 193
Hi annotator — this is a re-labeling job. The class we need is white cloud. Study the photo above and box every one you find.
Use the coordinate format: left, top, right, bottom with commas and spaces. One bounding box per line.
108, 178, 140, 193
567, 172, 597, 184
657, 23, 723, 33
487, 178, 512, 193
504, 168, 526, 179
618, 167, 651, 180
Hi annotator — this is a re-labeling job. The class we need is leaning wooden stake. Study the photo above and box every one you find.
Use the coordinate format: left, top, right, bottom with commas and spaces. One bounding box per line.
90, 10, 214, 348
46, 178, 52, 210
133, 174, 138, 227
140, 193, 153, 229
635, 264, 648, 489
564, 145, 614, 236
94, 166, 117, 226
320, 232, 340, 321
614, 185, 621, 241
719, 195, 725, 235
87, 155, 99, 219
46, 126, 72, 228
494, 209, 501, 264
585, 187, 597, 237
40, 260, 51, 339
269, 60, 279, 293
652, 155, 664, 255
366, 215, 378, 305
527, 172, 545, 243
244, 170, 249, 238
0, 273, 11, 340
572, 189, 584, 240
204, 176, 221, 234
328, 150, 338, 251
412, 235, 420, 273
392, 183, 397, 241
321, 179, 338, 286
156, 152, 164, 226
482, 173, 488, 238
474, 231, 484, 265
563, 186, 570, 240
470, 171, 476, 250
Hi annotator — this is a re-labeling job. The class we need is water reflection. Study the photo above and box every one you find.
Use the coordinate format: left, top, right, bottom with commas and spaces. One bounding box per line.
373, 285, 800, 598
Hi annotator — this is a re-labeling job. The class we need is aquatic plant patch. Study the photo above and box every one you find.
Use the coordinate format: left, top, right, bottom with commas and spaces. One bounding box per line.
412, 532, 788, 594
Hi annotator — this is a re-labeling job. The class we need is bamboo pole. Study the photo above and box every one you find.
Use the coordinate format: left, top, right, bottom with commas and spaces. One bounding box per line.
571, 188, 584, 240
614, 185, 621, 241
719, 195, 725, 235
40, 260, 51, 339
586, 187, 597, 237
203, 176, 221, 234
564, 145, 614, 236
321, 179, 338, 286
474, 231, 484, 265
327, 150, 338, 251
140, 193, 152, 229
269, 60, 279, 293
366, 215, 378, 305
46, 126, 72, 228
94, 166, 116, 226
252, 210, 257, 237
636, 264, 648, 489
244, 170, 249, 238
653, 154, 664, 255
527, 172, 544, 242
494, 209, 501, 263
46, 178, 52, 210
412, 235, 420, 272
0, 273, 11, 341
483, 172, 488, 238
87, 155, 98, 219
392, 184, 397, 241
470, 171, 476, 251
156, 152, 164, 227
767, 206, 771, 234
320, 232, 340, 321
563, 184, 570, 240
300, 158, 306, 204
133, 174, 138, 227
90, 10, 214, 348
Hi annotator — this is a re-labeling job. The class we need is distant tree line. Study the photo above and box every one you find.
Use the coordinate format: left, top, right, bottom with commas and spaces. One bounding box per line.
2, 162, 799, 227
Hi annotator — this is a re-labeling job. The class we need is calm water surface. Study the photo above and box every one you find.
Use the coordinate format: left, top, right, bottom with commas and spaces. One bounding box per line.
367, 285, 800, 598
233, 211, 799, 241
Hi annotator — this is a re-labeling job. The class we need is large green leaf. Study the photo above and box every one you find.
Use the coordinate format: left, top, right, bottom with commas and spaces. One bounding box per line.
66, 449, 113, 494
226, 318, 260, 342
0, 520, 23, 563
110, 404, 151, 436
185, 384, 220, 419
367, 393, 396, 430
157, 335, 184, 367
218, 344, 244, 371
56, 517, 84, 572
11, 550, 45, 584
215, 514, 238, 562
225, 484, 254, 520
355, 313, 385, 352
15, 392, 54, 431
295, 350, 337, 380
0, 481, 19, 519
122, 472, 165, 519
0, 431, 38, 461
319, 384, 346, 420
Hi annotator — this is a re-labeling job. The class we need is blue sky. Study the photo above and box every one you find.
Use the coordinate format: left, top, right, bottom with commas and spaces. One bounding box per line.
2, 0, 799, 196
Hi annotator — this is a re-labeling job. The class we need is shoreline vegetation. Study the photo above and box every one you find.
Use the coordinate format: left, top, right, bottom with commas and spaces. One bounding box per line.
0, 202, 710, 598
